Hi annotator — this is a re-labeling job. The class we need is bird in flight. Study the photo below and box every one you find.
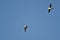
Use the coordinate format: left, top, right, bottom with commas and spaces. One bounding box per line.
24, 25, 28, 32
48, 3, 53, 13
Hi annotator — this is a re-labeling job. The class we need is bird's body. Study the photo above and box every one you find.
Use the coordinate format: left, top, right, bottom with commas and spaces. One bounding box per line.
48, 7, 52, 13
48, 7, 51, 9
24, 25, 28, 32
48, 3, 53, 13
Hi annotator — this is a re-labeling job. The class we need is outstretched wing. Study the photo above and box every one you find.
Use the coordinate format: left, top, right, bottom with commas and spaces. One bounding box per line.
24, 27, 26, 32
49, 3, 52, 8
48, 9, 51, 13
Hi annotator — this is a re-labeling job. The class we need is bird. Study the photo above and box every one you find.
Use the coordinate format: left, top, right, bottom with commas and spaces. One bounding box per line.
48, 3, 53, 13
24, 25, 28, 32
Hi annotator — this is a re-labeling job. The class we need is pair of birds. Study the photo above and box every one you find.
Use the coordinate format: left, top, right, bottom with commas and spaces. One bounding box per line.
24, 3, 53, 32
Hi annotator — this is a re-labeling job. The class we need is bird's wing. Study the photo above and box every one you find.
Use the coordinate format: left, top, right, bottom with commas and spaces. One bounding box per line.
48, 9, 51, 13
24, 27, 26, 32
49, 3, 52, 8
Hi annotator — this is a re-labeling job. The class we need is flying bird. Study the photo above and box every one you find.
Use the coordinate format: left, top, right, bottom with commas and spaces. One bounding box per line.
48, 3, 53, 13
24, 25, 28, 32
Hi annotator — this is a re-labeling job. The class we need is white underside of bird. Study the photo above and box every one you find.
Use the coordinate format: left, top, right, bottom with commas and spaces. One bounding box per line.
48, 7, 51, 10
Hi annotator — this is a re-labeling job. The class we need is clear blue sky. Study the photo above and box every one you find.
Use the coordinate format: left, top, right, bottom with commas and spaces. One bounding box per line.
0, 0, 60, 40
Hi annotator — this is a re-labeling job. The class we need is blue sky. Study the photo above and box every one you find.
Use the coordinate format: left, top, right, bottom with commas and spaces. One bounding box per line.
0, 0, 60, 40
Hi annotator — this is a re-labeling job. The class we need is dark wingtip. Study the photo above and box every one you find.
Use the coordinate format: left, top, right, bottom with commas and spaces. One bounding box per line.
24, 29, 26, 32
